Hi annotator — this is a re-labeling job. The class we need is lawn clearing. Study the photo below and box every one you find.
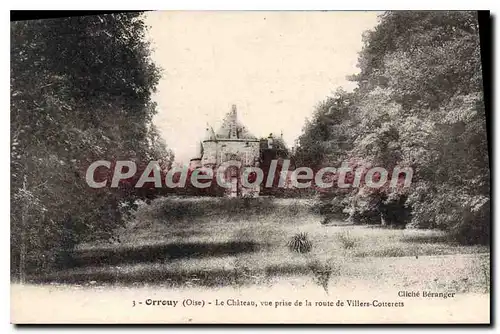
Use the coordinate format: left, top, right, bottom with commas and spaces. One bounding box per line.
33, 196, 489, 294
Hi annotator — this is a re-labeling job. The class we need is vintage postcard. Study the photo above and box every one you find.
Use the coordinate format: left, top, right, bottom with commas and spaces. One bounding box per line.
10, 10, 490, 324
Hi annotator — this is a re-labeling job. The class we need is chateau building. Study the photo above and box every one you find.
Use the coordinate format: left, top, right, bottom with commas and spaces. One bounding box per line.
189, 104, 290, 197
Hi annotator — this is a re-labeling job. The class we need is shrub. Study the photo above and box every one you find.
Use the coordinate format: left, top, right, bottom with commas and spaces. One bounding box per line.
452, 198, 490, 245
378, 194, 411, 228
409, 190, 490, 245
336, 230, 358, 249
308, 259, 337, 294
346, 196, 382, 225
287, 232, 312, 254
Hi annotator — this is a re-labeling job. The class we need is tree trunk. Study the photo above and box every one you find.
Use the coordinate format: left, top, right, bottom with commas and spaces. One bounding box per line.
380, 212, 387, 226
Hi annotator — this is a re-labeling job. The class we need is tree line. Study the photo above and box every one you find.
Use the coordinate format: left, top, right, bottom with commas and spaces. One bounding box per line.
295, 11, 489, 244
11, 13, 173, 279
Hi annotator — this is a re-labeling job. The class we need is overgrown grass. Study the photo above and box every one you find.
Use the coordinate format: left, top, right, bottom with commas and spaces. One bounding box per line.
307, 258, 340, 294
155, 196, 316, 219
30, 252, 490, 295
59, 197, 490, 293
336, 230, 358, 249
479, 258, 490, 293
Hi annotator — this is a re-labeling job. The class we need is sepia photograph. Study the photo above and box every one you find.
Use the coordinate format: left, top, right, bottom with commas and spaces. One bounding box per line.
10, 10, 491, 324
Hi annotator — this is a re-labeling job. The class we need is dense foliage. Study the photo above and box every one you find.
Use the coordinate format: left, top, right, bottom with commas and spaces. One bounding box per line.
296, 11, 489, 244
11, 13, 173, 279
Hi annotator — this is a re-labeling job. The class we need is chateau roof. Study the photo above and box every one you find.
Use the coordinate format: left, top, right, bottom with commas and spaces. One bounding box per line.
211, 105, 258, 141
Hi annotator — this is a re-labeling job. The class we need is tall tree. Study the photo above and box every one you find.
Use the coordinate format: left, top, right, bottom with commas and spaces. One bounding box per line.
297, 11, 489, 242
11, 13, 172, 278
351, 11, 488, 242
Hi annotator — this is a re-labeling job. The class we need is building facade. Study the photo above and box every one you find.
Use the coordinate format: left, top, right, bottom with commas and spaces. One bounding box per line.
189, 105, 261, 197
189, 104, 294, 197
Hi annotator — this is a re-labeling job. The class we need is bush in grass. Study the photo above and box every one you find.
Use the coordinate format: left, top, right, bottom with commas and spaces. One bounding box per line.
337, 230, 358, 249
287, 232, 312, 254
308, 259, 337, 294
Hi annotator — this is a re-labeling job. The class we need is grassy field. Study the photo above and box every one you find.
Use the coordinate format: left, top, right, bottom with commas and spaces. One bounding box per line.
27, 196, 490, 295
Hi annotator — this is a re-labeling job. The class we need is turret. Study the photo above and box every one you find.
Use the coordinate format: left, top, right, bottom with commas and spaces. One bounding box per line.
229, 104, 238, 139
204, 122, 215, 141
194, 141, 203, 159
267, 133, 274, 149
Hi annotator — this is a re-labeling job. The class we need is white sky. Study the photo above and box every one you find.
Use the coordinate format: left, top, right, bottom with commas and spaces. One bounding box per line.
145, 11, 381, 164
